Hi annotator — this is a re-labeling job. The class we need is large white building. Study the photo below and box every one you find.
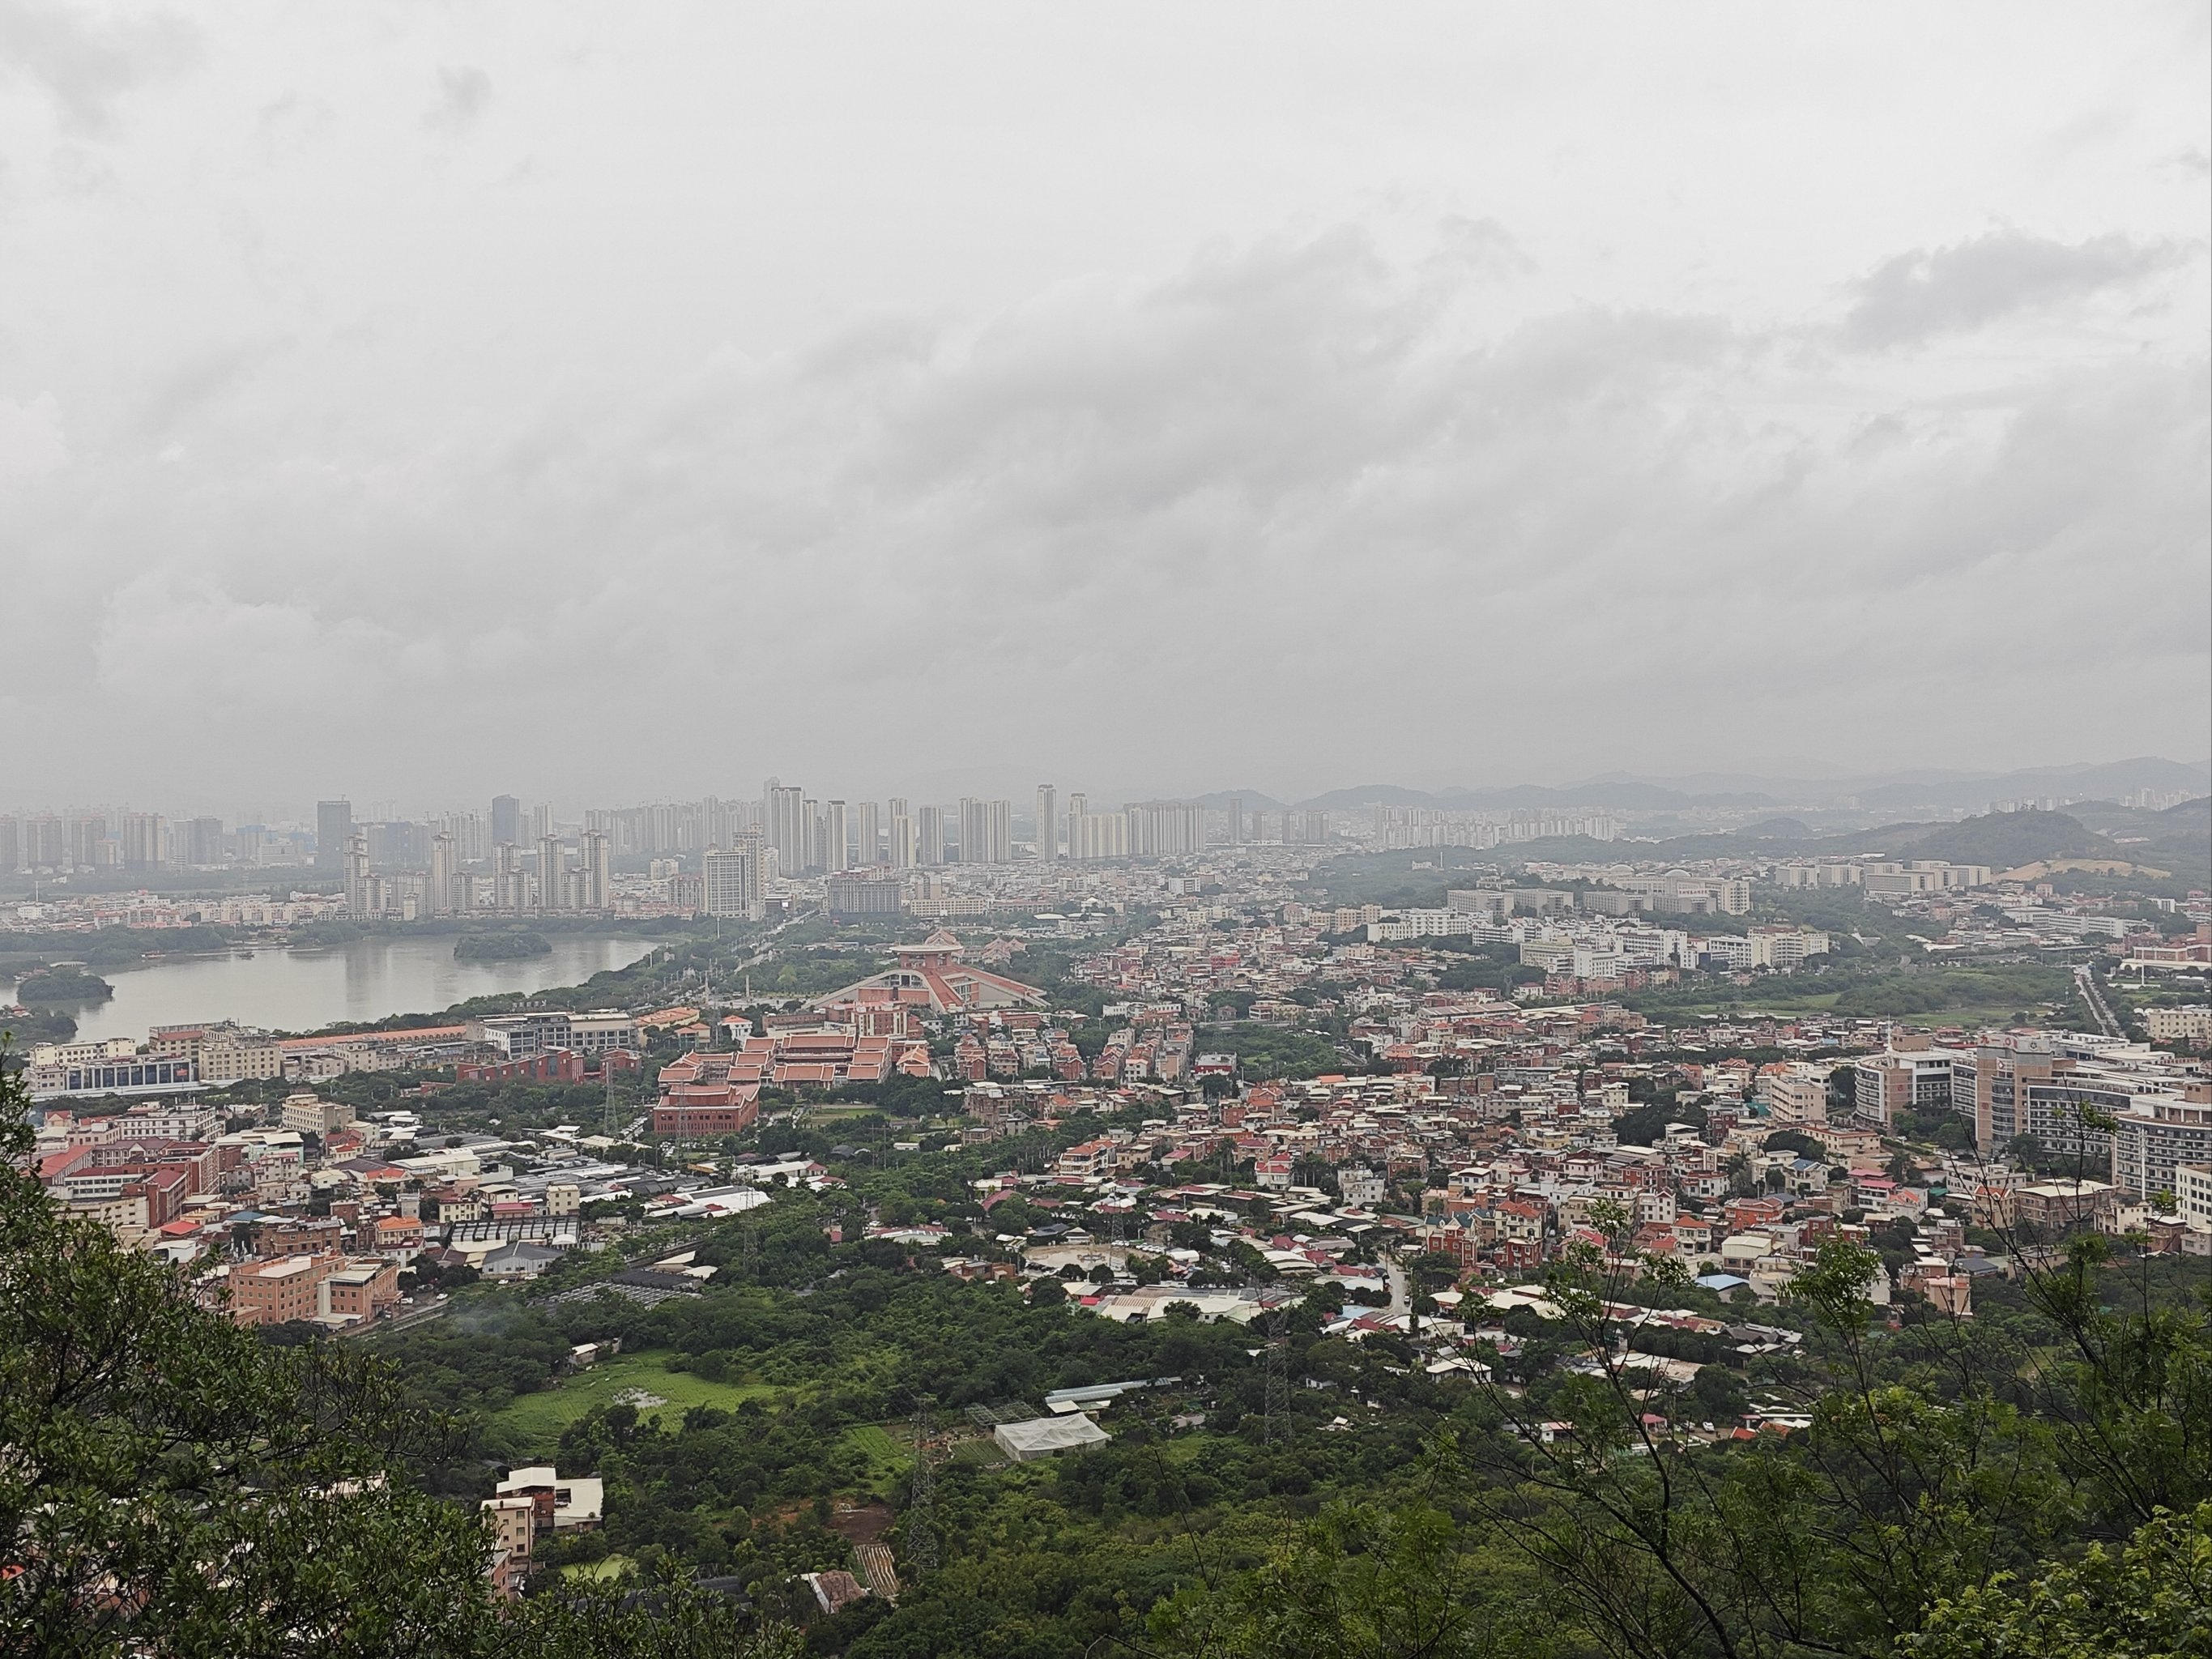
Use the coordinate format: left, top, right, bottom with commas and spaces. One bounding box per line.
2112, 1081, 2212, 1199
476, 1011, 640, 1059
1760, 1062, 1831, 1127
703, 837, 765, 919
1701, 928, 1829, 970
1852, 1047, 1955, 1131
2144, 1006, 2212, 1043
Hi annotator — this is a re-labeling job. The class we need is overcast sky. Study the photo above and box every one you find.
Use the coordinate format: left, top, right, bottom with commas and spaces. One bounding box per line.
2, 2, 2206, 817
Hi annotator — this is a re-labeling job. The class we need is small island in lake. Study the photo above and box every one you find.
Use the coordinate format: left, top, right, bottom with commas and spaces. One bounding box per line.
14, 966, 115, 1007
454, 932, 553, 962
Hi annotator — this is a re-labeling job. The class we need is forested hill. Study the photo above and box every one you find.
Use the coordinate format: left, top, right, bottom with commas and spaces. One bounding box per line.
1325, 804, 2210, 882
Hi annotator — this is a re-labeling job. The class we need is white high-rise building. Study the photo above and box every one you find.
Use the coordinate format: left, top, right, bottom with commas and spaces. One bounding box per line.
493, 842, 525, 911
120, 812, 164, 870
959, 797, 1012, 865
1123, 801, 1204, 858
1067, 792, 1131, 859
704, 835, 764, 919
538, 833, 567, 912
579, 829, 611, 911
1034, 784, 1056, 860
917, 805, 944, 867
826, 800, 851, 873
801, 797, 823, 872
857, 802, 881, 865
763, 783, 806, 876
428, 831, 460, 916
343, 833, 372, 919
890, 812, 916, 869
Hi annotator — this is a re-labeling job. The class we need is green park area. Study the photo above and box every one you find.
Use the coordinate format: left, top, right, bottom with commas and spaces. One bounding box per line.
494, 1350, 785, 1446
560, 1553, 634, 1582
1623, 962, 2085, 1029
496, 1353, 920, 1499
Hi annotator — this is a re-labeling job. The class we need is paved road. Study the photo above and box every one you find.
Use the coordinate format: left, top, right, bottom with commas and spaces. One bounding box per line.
2074, 964, 2123, 1038
1384, 1258, 1409, 1315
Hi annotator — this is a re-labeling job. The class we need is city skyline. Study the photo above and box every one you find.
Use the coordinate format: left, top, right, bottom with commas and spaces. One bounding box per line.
2, 4, 2205, 805
4, 752, 2207, 834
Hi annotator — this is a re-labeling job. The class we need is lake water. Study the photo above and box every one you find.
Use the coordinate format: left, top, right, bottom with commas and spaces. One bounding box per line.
7, 935, 657, 1042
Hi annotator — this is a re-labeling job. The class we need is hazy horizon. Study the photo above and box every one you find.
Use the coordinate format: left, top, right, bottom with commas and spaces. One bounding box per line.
6, 753, 2208, 830
5, 3, 2207, 810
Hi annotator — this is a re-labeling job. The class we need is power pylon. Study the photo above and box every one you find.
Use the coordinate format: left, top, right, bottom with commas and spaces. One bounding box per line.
905, 1399, 939, 1576
1263, 1307, 1290, 1445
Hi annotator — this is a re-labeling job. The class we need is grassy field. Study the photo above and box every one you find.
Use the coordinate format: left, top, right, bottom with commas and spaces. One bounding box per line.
495, 1350, 783, 1447
842, 1423, 910, 1494
1160, 1431, 1220, 1465
1621, 963, 2084, 1030
561, 1555, 633, 1582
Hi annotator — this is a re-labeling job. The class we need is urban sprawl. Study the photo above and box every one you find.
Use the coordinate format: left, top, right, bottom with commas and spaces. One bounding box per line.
6, 778, 2210, 1602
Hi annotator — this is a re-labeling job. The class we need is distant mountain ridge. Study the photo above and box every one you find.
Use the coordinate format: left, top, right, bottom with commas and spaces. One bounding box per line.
1477, 804, 2209, 882
1285, 758, 2208, 814
1188, 789, 1291, 813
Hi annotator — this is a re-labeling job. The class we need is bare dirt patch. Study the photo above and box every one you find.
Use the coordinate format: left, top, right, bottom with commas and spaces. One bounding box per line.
833, 1500, 894, 1544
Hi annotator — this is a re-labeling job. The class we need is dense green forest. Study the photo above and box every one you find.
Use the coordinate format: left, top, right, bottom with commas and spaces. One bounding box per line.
9, 966, 115, 1006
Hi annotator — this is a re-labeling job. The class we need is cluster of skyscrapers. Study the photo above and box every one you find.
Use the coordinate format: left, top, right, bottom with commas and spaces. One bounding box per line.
0, 812, 237, 874
335, 822, 612, 922
2, 783, 1300, 911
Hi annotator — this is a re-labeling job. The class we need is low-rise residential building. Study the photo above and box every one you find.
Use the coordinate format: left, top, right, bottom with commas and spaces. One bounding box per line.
279, 1092, 356, 1136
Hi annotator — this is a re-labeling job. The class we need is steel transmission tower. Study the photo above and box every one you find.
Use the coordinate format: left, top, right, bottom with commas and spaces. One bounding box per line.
904, 1399, 939, 1576
1263, 1307, 1291, 1444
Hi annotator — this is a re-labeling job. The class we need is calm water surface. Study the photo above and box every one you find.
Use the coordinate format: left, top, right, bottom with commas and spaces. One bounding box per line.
9, 935, 656, 1041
